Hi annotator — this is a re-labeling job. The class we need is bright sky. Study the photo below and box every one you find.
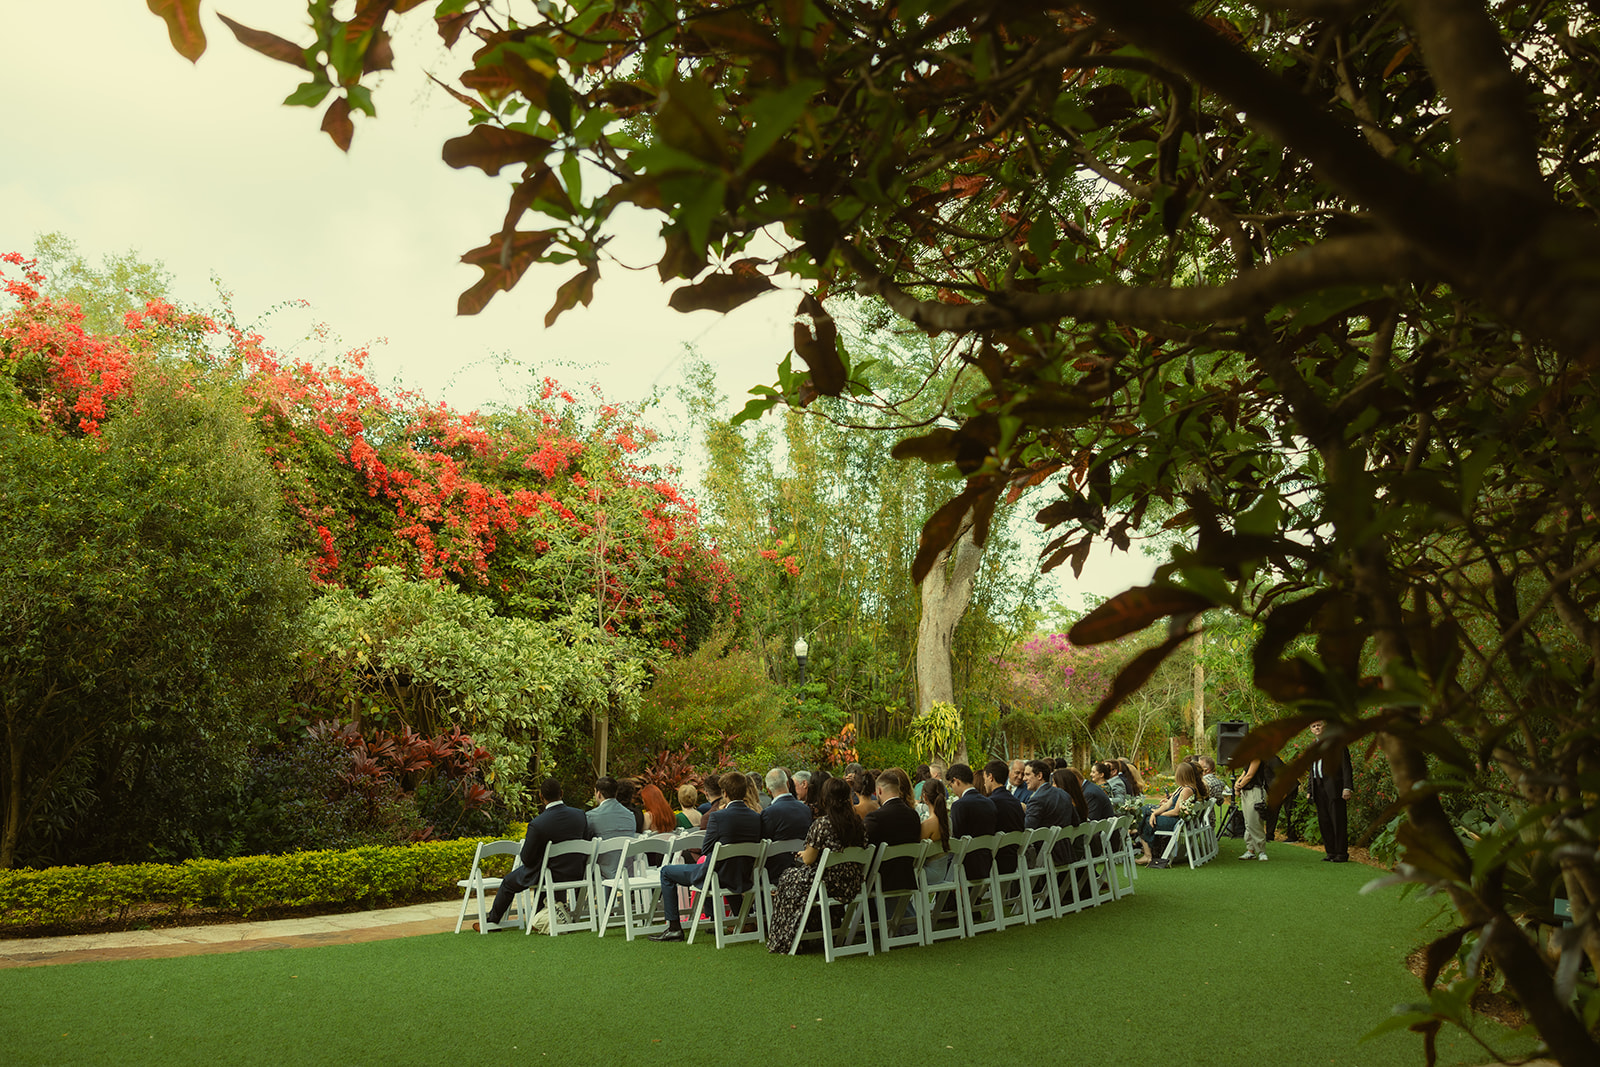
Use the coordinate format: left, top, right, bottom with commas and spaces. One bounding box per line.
0, 2, 1158, 604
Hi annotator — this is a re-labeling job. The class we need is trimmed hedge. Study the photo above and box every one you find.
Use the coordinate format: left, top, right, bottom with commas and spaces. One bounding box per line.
0, 829, 526, 931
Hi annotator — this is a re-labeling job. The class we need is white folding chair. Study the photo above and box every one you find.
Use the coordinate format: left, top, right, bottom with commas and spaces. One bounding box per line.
991, 829, 1032, 928
1054, 824, 1104, 914
687, 840, 768, 948
787, 846, 876, 961
1109, 814, 1139, 897
1018, 826, 1062, 922
454, 840, 527, 933
867, 839, 930, 950
596, 835, 672, 940
1152, 801, 1216, 869
916, 836, 970, 943
757, 837, 806, 932
955, 834, 1004, 937
528, 837, 598, 935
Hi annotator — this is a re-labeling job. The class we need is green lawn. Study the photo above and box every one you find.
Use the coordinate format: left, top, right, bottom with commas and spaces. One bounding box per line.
0, 843, 1535, 1066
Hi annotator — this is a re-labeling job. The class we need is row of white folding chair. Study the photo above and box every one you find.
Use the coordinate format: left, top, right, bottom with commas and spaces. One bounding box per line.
455, 839, 527, 933
1151, 799, 1218, 869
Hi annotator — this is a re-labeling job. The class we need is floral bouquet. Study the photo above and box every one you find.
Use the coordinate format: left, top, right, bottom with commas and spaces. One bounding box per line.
1176, 797, 1201, 823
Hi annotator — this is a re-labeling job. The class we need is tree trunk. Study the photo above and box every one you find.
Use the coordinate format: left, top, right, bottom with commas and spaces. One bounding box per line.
916, 507, 984, 767
1192, 628, 1206, 753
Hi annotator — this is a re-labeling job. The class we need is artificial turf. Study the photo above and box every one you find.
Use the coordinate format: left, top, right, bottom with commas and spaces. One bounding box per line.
0, 843, 1536, 1066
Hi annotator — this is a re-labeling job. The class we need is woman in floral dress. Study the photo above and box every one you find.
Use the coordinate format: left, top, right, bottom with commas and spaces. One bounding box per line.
767, 777, 867, 953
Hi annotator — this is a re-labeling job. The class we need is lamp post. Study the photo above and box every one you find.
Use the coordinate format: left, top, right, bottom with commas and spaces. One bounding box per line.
793, 635, 809, 687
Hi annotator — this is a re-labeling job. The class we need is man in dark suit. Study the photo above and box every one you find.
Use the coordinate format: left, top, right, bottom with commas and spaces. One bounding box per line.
947, 763, 997, 879
760, 766, 814, 881
983, 759, 1026, 874
1308, 720, 1355, 862
650, 771, 762, 941
864, 768, 923, 891
478, 777, 590, 930
1023, 759, 1075, 864
1009, 759, 1033, 804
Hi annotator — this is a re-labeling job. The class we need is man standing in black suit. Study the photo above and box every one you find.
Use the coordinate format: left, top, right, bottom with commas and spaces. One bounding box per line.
477, 777, 591, 931
1308, 720, 1355, 862
983, 760, 1026, 874
947, 763, 997, 879
760, 766, 814, 881
650, 771, 762, 941
864, 768, 922, 891
1023, 759, 1075, 864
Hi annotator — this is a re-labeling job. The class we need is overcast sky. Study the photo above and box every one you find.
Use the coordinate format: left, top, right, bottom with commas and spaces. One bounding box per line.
0, 2, 1157, 604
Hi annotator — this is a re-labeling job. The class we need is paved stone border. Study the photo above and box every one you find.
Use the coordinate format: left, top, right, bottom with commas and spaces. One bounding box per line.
0, 900, 463, 968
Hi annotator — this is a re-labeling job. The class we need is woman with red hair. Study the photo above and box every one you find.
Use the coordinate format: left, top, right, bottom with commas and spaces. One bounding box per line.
640, 783, 676, 834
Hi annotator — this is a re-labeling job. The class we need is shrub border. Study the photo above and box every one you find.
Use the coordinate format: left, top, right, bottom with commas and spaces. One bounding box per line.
0, 829, 525, 931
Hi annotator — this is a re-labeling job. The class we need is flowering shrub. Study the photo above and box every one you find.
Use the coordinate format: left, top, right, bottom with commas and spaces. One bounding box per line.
821, 723, 859, 769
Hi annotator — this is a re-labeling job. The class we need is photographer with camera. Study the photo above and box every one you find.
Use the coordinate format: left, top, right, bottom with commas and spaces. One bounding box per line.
1235, 755, 1273, 862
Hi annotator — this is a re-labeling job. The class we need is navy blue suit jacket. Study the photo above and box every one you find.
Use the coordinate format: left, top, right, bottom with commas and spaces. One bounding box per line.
950, 788, 997, 879
864, 797, 923, 891
760, 793, 814, 880
519, 802, 591, 884
701, 801, 763, 892
987, 785, 1026, 873
1025, 784, 1076, 864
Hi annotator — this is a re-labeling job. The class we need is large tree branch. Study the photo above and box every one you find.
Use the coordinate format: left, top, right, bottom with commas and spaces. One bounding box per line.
843, 233, 1423, 333
1401, 0, 1544, 198
1076, 0, 1468, 259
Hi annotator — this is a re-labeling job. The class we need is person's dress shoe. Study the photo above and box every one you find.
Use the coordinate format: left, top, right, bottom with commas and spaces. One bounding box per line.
648, 928, 686, 942
1321, 855, 1334, 861
1332, 854, 1349, 863
472, 921, 505, 932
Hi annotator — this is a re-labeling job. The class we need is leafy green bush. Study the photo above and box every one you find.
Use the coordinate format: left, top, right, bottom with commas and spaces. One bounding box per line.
0, 834, 524, 931
620, 629, 794, 770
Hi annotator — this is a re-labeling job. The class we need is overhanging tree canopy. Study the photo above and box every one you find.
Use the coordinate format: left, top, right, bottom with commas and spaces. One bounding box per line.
143, 2, 1600, 1058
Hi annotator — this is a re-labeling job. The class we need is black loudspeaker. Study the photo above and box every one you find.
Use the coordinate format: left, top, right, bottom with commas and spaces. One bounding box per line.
1215, 721, 1249, 766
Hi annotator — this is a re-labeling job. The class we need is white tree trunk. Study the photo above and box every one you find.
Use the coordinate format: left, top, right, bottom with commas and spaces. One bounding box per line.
916, 509, 984, 766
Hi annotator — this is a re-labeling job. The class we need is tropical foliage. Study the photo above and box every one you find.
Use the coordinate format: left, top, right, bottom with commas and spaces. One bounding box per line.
152, 2, 1600, 1058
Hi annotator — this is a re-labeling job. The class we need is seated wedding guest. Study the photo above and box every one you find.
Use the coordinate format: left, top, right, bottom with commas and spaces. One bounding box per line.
1023, 759, 1075, 865
1115, 758, 1146, 799
648, 772, 761, 942
852, 768, 880, 819
807, 769, 832, 816
767, 776, 869, 953
947, 763, 996, 879
1138, 760, 1205, 869
698, 774, 723, 816
675, 783, 701, 829
1196, 755, 1227, 801
911, 764, 931, 803
616, 778, 646, 833
640, 783, 676, 834
864, 768, 922, 892
920, 778, 955, 882
983, 759, 1025, 874
1052, 767, 1094, 861
792, 769, 813, 807
1093, 761, 1125, 801
761, 766, 815, 881
749, 771, 771, 810
1010, 759, 1033, 804
587, 776, 637, 849
475, 777, 589, 931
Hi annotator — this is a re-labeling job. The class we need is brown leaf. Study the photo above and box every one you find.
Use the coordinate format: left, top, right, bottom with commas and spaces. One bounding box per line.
217, 14, 306, 69
890, 428, 962, 463
457, 230, 559, 315
442, 127, 552, 176
658, 228, 708, 281
321, 96, 354, 152
363, 30, 395, 74
793, 292, 844, 395
1069, 585, 1216, 646
911, 489, 979, 586
1087, 630, 1197, 729
436, 12, 474, 49
544, 265, 598, 328
147, 0, 206, 63
1423, 925, 1472, 991
695, 12, 782, 53
1229, 714, 1322, 772
1383, 42, 1414, 79
427, 72, 482, 112
668, 271, 775, 314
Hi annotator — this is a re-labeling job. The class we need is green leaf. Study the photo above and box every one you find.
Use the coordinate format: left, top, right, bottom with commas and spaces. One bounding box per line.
739, 80, 822, 169
284, 81, 333, 108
